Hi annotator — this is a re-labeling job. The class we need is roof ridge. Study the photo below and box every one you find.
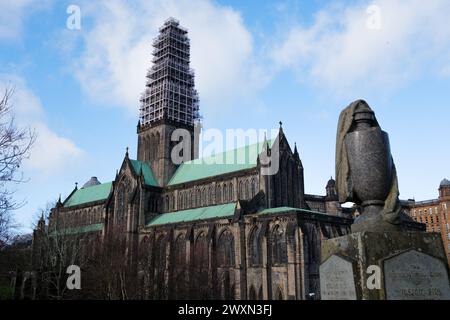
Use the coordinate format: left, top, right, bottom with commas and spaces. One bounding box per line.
180, 139, 274, 165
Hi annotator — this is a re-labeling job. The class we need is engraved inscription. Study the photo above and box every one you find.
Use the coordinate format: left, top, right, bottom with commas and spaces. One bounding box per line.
384, 250, 450, 300
320, 255, 357, 300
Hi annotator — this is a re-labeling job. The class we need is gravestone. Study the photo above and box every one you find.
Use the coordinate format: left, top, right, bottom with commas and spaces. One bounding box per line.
319, 255, 356, 300
320, 230, 450, 300
384, 250, 450, 300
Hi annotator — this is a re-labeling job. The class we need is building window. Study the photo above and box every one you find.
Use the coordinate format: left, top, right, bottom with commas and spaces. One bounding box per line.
117, 184, 127, 223
271, 225, 287, 265
249, 227, 262, 266
217, 229, 234, 267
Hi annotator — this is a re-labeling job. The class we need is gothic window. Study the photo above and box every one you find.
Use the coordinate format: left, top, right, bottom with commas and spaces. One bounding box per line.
251, 178, 258, 197
275, 287, 283, 300
229, 182, 233, 201
201, 187, 206, 206
165, 195, 170, 212
239, 181, 244, 199
271, 225, 287, 265
154, 235, 167, 299
211, 186, 215, 204
217, 229, 234, 267
244, 180, 250, 199
174, 234, 186, 265
249, 227, 262, 266
174, 234, 187, 299
197, 188, 202, 207
216, 185, 222, 203
190, 189, 195, 208
117, 183, 127, 224
249, 286, 257, 300
178, 193, 183, 210
194, 232, 209, 270
223, 184, 228, 202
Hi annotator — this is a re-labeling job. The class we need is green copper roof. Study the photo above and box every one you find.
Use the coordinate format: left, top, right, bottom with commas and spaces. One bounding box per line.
50, 223, 104, 236
168, 140, 274, 185
64, 182, 112, 208
129, 159, 159, 186
147, 202, 237, 226
257, 207, 327, 215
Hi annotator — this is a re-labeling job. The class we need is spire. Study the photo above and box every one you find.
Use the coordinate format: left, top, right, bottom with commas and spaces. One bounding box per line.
139, 18, 200, 127
125, 147, 129, 158
74, 182, 78, 190
279, 121, 283, 133
294, 142, 298, 155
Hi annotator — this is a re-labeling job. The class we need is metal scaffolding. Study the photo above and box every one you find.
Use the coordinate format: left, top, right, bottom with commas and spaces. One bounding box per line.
139, 18, 200, 127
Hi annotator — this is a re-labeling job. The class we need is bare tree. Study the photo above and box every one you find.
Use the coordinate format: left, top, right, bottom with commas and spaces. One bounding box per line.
31, 203, 87, 299
0, 87, 36, 247
83, 225, 139, 299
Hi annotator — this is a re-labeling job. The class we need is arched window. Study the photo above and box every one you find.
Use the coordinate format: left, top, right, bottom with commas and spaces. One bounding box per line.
271, 225, 287, 265
154, 235, 167, 299
249, 227, 262, 266
239, 181, 244, 199
174, 234, 186, 265
174, 234, 187, 299
244, 180, 250, 199
251, 178, 258, 197
165, 195, 170, 211
216, 185, 222, 203
209, 186, 216, 205
249, 286, 257, 300
276, 287, 283, 300
178, 193, 183, 210
190, 190, 195, 208
201, 187, 206, 206
223, 184, 228, 202
194, 232, 209, 270
116, 182, 127, 224
217, 229, 234, 267
193, 232, 209, 299
229, 182, 233, 201
196, 188, 201, 207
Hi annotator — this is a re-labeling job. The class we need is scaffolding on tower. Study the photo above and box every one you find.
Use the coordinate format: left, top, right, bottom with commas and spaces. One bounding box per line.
139, 18, 201, 128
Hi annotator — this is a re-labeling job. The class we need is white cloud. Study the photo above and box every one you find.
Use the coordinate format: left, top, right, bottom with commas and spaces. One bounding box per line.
0, 0, 50, 41
0, 74, 84, 174
71, 0, 266, 115
272, 0, 450, 95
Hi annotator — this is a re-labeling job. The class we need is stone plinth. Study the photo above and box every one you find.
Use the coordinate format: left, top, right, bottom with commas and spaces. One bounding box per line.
320, 231, 450, 300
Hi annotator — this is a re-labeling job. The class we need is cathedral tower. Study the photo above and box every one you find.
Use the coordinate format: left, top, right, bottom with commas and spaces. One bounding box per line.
137, 18, 200, 186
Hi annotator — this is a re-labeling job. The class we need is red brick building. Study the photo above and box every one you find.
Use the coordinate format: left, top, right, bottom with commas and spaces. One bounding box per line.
408, 179, 450, 266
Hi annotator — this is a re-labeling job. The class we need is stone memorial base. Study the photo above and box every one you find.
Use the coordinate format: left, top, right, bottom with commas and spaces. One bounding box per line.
319, 231, 450, 300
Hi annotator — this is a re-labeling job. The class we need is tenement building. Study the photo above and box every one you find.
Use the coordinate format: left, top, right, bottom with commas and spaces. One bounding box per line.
406, 179, 450, 266
33, 18, 357, 300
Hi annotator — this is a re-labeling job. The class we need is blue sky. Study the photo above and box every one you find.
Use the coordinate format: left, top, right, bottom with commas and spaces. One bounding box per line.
0, 0, 449, 232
